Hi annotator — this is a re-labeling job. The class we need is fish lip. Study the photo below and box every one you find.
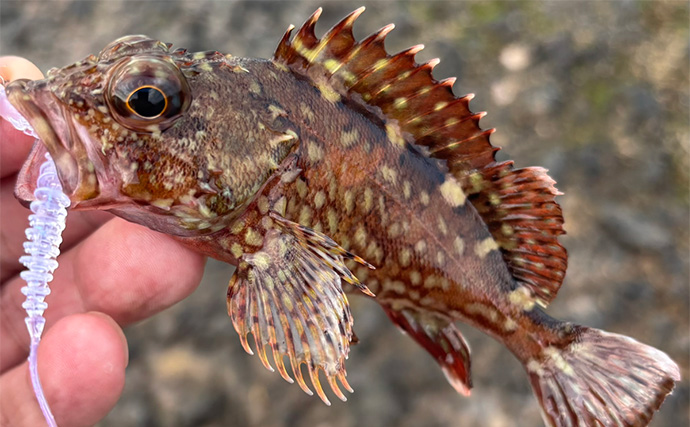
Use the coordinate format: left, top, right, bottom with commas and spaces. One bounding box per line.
7, 79, 99, 203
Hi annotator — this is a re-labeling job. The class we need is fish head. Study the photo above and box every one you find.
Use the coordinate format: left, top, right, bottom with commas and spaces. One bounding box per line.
8, 36, 286, 236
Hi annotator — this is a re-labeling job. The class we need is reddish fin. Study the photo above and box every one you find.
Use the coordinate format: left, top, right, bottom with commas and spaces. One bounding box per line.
468, 162, 567, 306
274, 8, 567, 304
227, 214, 373, 405
385, 307, 472, 396
526, 326, 680, 426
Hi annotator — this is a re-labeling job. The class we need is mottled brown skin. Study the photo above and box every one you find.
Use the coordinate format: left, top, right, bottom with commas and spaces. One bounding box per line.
184, 57, 560, 361
7, 9, 680, 425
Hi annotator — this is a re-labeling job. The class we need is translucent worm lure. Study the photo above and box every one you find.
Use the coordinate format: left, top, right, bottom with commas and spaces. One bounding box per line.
1, 85, 69, 427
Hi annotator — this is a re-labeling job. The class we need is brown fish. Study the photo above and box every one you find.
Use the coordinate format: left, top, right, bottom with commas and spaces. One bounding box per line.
7, 7, 680, 426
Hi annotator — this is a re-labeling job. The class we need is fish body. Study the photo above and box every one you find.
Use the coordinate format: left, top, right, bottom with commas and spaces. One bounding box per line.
7, 8, 679, 426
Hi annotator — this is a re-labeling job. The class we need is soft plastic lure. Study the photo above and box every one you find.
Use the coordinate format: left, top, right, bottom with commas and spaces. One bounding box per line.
1, 85, 68, 427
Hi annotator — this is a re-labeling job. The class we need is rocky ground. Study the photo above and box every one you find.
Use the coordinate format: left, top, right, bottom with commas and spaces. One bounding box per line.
1, 1, 688, 426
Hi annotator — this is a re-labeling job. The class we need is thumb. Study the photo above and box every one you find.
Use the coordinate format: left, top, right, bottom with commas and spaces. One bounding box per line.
0, 312, 128, 427
0, 56, 45, 176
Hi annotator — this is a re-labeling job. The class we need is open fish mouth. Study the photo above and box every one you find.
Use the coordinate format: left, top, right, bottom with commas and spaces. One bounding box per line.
7, 78, 100, 205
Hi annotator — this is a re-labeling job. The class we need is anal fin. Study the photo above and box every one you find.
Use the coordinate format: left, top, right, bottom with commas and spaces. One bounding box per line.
227, 213, 373, 405
384, 307, 472, 396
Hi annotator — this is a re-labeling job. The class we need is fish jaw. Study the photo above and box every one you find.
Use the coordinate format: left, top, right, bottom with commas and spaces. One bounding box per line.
8, 78, 103, 207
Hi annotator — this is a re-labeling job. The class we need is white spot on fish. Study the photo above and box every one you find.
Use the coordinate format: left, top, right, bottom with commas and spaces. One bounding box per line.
474, 237, 499, 259
439, 177, 466, 207
399, 248, 412, 267
544, 347, 575, 376
314, 190, 327, 209
508, 287, 536, 311
453, 237, 465, 256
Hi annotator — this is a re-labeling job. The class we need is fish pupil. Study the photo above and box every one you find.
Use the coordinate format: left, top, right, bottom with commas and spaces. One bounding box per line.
128, 86, 166, 118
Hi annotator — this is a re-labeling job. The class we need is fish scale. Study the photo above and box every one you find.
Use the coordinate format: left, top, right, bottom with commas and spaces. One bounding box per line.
7, 7, 679, 425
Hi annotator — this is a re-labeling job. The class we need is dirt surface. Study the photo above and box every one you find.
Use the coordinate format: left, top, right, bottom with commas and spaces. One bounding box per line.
1, 1, 688, 426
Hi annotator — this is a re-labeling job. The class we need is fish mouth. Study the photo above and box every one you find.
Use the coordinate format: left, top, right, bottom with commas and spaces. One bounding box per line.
7, 79, 100, 205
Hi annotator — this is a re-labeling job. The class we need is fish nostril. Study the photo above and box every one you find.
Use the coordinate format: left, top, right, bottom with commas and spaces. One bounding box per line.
5, 78, 30, 92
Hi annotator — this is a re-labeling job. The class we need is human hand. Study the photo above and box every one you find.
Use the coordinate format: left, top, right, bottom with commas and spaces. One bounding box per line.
0, 56, 207, 427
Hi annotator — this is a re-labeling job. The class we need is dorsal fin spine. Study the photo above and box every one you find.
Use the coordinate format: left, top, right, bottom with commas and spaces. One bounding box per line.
275, 25, 296, 64
368, 55, 422, 97
325, 6, 365, 40
401, 96, 470, 125
440, 77, 457, 88
298, 8, 321, 41
386, 62, 443, 117
426, 58, 441, 69
428, 114, 489, 155
407, 44, 425, 55
373, 24, 396, 42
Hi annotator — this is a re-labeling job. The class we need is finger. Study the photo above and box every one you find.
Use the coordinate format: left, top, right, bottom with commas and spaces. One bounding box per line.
0, 177, 112, 283
0, 56, 44, 82
0, 312, 128, 427
0, 217, 207, 371
1, 56, 44, 178
0, 120, 36, 179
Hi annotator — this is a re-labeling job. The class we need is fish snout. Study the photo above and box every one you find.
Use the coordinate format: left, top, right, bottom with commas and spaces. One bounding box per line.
7, 79, 99, 204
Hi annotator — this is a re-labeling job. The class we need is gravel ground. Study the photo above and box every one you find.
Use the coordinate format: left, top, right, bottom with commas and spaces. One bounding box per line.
1, 1, 688, 426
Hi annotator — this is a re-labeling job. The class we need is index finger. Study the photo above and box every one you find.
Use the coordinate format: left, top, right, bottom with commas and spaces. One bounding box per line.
1, 56, 44, 178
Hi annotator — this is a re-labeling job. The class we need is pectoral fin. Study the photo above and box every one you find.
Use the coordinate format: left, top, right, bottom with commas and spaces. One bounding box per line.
227, 213, 373, 405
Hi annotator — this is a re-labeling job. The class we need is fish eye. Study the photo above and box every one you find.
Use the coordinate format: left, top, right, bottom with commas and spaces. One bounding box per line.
107, 56, 190, 131
127, 86, 167, 118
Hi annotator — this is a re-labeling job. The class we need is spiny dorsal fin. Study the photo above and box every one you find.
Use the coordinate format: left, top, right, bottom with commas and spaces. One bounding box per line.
274, 8, 567, 305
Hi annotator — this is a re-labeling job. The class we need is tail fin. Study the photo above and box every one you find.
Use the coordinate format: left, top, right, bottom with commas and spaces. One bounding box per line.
526, 326, 679, 427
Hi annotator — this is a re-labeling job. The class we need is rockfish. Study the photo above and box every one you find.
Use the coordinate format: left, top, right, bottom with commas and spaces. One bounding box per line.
7, 8, 679, 426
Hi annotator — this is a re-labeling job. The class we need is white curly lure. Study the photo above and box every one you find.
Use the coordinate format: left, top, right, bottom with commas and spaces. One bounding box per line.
1, 84, 69, 427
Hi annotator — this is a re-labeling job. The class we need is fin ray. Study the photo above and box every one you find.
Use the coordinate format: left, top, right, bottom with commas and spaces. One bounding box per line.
470, 163, 567, 305
526, 326, 680, 427
227, 214, 373, 404
384, 307, 472, 396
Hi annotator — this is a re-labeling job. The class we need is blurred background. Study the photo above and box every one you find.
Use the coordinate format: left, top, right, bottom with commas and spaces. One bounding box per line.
2, 1, 688, 426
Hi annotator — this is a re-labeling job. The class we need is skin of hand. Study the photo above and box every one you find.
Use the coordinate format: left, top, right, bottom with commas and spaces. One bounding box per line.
0, 56, 207, 427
